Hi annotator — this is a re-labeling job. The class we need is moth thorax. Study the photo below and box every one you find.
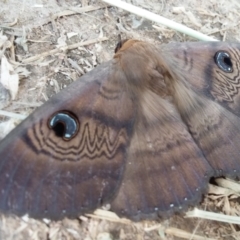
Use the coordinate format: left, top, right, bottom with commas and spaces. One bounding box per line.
173, 80, 200, 116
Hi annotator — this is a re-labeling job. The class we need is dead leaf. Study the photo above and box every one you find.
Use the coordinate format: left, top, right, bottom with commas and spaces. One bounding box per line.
0, 55, 19, 100
0, 119, 19, 140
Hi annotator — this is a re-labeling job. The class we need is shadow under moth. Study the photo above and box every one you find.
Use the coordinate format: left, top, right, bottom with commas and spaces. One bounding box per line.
0, 39, 239, 221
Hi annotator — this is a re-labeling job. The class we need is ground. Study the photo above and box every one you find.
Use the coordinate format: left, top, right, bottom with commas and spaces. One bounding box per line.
1, 0, 240, 239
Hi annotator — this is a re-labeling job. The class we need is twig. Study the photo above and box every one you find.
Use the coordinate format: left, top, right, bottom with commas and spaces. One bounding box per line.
22, 37, 108, 64
186, 208, 240, 224
0, 18, 18, 30
13, 101, 42, 107
8, 18, 18, 27
165, 227, 216, 240
67, 7, 104, 22
37, 72, 56, 99
101, 0, 218, 41
85, 209, 132, 225
0, 110, 26, 120
10, 35, 15, 62
32, 5, 104, 29
53, 6, 102, 19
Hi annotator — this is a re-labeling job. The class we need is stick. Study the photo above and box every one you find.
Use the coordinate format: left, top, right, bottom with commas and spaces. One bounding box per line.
0, 110, 26, 120
22, 37, 108, 64
165, 227, 216, 240
101, 0, 218, 41
31, 5, 104, 29
186, 208, 240, 224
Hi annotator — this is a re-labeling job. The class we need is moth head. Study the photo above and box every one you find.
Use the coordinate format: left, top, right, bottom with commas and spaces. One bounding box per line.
114, 39, 140, 54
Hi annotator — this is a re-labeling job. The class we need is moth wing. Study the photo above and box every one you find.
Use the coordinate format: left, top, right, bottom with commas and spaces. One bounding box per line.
0, 61, 135, 219
110, 89, 213, 220
160, 42, 240, 176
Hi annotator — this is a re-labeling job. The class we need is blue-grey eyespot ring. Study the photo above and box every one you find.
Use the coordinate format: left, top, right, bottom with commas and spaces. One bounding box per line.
214, 51, 233, 73
48, 111, 79, 140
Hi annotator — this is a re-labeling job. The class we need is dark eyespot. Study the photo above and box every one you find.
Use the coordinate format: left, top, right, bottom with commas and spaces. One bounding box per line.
48, 111, 79, 140
214, 51, 233, 73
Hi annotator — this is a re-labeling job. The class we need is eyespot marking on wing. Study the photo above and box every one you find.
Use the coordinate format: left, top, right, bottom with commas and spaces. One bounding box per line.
214, 51, 233, 73
48, 111, 79, 140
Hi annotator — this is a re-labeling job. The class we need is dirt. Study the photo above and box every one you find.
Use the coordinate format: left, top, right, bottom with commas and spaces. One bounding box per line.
1, 0, 240, 239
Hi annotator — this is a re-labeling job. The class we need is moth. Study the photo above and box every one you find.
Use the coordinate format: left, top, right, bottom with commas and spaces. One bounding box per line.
0, 39, 240, 221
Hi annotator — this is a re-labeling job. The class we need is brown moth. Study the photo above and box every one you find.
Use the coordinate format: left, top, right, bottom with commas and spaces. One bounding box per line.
0, 39, 240, 221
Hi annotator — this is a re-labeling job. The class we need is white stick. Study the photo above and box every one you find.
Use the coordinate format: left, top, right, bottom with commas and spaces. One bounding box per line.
186, 208, 240, 224
0, 110, 26, 120
102, 0, 218, 42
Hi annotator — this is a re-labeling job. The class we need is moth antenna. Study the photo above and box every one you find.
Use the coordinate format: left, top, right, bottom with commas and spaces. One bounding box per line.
114, 37, 130, 53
